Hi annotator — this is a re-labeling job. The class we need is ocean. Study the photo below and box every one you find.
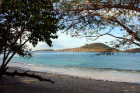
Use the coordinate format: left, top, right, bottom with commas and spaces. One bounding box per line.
0, 51, 140, 84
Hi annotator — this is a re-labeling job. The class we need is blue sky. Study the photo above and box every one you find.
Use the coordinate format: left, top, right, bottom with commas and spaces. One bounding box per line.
28, 23, 139, 51
29, 28, 121, 51
28, 13, 140, 51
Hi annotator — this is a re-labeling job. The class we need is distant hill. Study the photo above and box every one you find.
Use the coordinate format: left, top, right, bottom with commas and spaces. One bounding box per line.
81, 43, 111, 49
36, 49, 54, 51
56, 43, 118, 52
128, 48, 140, 53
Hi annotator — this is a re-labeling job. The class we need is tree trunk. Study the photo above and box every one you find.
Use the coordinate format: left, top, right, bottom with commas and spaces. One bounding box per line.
0, 65, 7, 79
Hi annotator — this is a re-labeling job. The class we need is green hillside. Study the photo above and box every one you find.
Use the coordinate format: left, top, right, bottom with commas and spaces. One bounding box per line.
81, 43, 111, 49
56, 43, 118, 52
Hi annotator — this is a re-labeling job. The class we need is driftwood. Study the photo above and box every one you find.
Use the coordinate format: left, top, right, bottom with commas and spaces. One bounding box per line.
4, 69, 55, 84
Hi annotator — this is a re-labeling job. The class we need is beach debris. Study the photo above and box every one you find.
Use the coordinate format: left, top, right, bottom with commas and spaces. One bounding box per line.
3, 70, 55, 84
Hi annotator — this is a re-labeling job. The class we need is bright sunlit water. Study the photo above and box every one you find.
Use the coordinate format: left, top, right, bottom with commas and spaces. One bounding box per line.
0, 51, 140, 83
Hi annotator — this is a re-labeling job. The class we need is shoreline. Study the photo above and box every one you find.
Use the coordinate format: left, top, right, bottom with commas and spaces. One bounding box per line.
0, 66, 140, 93
6, 65, 140, 84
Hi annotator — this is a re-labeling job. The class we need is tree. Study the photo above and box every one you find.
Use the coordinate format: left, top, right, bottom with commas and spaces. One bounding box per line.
56, 0, 140, 53
0, 0, 60, 81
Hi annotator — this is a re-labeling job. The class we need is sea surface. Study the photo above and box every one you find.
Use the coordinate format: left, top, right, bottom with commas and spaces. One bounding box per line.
0, 51, 140, 83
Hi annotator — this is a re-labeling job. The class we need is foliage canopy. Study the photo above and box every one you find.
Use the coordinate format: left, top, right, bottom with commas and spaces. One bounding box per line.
56, 0, 140, 51
0, 0, 60, 78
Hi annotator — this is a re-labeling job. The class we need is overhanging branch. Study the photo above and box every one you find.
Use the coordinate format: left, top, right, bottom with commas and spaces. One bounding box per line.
70, 4, 140, 12
107, 33, 140, 46
86, 33, 140, 46
89, 13, 140, 43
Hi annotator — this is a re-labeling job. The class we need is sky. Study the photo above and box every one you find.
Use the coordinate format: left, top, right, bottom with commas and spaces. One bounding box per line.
28, 18, 139, 51
30, 16, 139, 51
29, 28, 120, 51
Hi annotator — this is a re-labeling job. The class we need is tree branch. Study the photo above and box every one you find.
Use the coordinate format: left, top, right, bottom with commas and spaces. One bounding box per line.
4, 39, 30, 67
70, 3, 140, 12
4, 35, 21, 64
107, 33, 140, 46
86, 33, 140, 46
4, 69, 55, 84
90, 13, 140, 42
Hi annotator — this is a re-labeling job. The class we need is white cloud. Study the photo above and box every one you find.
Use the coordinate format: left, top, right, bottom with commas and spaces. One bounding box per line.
28, 30, 121, 51
38, 42, 45, 45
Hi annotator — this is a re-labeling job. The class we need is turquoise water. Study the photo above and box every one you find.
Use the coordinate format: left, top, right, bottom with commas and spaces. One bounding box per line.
0, 51, 140, 83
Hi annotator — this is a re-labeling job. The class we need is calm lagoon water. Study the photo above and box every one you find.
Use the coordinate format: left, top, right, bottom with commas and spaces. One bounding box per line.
0, 51, 140, 83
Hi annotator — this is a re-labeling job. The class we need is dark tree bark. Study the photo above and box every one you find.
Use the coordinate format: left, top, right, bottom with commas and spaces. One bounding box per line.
1, 67, 55, 84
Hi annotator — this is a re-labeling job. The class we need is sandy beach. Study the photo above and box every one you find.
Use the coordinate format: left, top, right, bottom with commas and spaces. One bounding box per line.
0, 67, 140, 93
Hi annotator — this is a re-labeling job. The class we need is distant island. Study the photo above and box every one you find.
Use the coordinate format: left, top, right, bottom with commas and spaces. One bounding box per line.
36, 43, 118, 52
36, 49, 54, 51
127, 48, 140, 53
36, 43, 140, 52
55, 43, 119, 52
